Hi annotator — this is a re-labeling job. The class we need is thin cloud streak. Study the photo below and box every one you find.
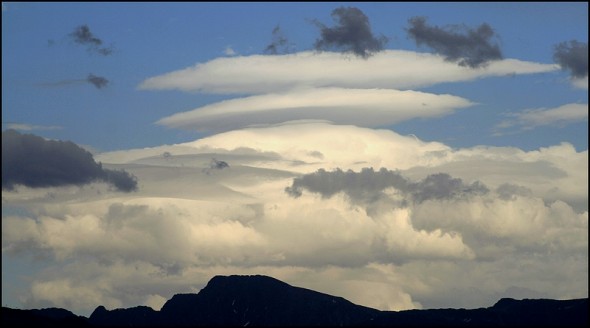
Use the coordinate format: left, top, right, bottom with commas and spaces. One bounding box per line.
37, 74, 110, 90
494, 103, 588, 134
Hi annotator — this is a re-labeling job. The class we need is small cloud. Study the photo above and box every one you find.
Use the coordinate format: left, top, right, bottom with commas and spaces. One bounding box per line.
210, 158, 229, 170
87, 74, 109, 89
312, 6, 387, 58
223, 46, 237, 56
553, 40, 588, 79
69, 24, 114, 56
494, 103, 588, 134
37, 73, 109, 90
265, 25, 294, 55
2, 123, 62, 132
406, 16, 502, 68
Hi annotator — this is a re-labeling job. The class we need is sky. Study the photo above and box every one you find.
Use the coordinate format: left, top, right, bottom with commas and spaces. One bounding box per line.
1, 2, 588, 316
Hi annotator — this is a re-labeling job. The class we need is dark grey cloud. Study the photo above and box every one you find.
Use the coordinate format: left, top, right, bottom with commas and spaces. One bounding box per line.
285, 167, 488, 204
37, 73, 109, 90
210, 158, 229, 170
264, 25, 294, 55
406, 16, 502, 68
496, 183, 532, 201
553, 40, 588, 78
313, 7, 388, 58
2, 130, 137, 192
69, 24, 114, 56
86, 74, 109, 89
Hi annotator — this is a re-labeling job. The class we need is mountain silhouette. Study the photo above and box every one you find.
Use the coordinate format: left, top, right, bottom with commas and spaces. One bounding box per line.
2, 274, 588, 327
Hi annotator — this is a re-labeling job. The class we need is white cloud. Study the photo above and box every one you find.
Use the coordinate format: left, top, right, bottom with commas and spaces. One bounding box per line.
495, 103, 588, 133
3, 123, 587, 316
3, 123, 62, 131
138, 50, 558, 94
156, 87, 474, 132
572, 76, 588, 90
223, 46, 237, 56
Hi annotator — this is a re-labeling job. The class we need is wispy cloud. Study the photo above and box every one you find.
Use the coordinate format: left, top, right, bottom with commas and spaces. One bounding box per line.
2, 123, 62, 131
406, 16, 502, 68
69, 24, 114, 56
37, 73, 109, 89
264, 25, 294, 55
312, 7, 387, 58
494, 103, 588, 134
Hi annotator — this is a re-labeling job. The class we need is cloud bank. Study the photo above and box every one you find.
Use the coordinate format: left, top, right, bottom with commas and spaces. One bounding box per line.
406, 17, 503, 68
3, 123, 585, 315
2, 130, 137, 192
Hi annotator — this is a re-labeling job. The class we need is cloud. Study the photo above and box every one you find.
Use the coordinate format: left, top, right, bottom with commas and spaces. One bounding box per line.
156, 87, 473, 132
86, 74, 109, 89
1, 130, 137, 192
37, 73, 110, 90
223, 46, 237, 56
138, 50, 557, 94
312, 6, 387, 58
2, 123, 62, 131
553, 40, 588, 79
495, 103, 588, 133
264, 25, 294, 55
285, 167, 488, 204
69, 24, 114, 56
406, 16, 502, 68
3, 123, 587, 315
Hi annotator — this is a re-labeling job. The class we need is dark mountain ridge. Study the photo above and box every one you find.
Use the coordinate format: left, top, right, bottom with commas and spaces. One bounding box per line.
2, 274, 588, 327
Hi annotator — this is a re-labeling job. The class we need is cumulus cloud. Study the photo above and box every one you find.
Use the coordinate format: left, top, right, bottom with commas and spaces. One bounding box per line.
138, 50, 557, 94
494, 103, 588, 134
312, 6, 387, 58
553, 40, 588, 79
406, 16, 503, 68
3, 123, 587, 316
69, 24, 114, 56
1, 130, 137, 192
156, 87, 473, 132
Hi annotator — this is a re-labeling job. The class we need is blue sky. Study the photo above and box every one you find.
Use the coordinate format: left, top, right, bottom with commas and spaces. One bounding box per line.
2, 2, 587, 151
2, 2, 588, 316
